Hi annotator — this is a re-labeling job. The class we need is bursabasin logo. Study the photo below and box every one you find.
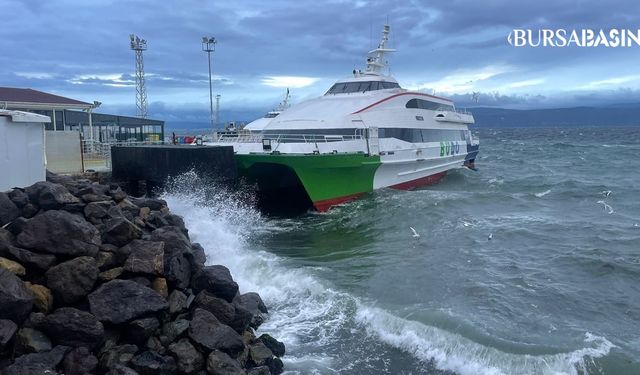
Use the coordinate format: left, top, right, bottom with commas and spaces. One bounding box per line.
507, 29, 640, 47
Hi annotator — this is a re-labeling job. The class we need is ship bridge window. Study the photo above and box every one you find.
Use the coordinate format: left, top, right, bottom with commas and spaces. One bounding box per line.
325, 81, 400, 94
264, 113, 279, 118
405, 98, 454, 111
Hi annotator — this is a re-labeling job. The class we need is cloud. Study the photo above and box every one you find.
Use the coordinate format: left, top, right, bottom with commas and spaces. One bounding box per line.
15, 72, 56, 79
261, 76, 320, 88
577, 75, 640, 90
3, 0, 640, 118
506, 78, 545, 88
405, 65, 512, 94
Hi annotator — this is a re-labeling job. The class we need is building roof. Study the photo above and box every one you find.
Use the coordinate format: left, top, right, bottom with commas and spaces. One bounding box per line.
0, 109, 51, 123
0, 87, 92, 109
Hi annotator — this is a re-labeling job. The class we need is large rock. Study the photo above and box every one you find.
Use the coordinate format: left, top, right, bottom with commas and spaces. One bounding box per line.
97, 250, 118, 270
45, 256, 98, 305
258, 334, 285, 357
234, 293, 268, 315
102, 217, 143, 247
168, 338, 204, 374
130, 351, 177, 375
206, 349, 245, 375
0, 319, 18, 350
99, 344, 138, 372
0, 256, 25, 276
84, 200, 114, 223
16, 327, 52, 353
0, 192, 21, 226
230, 305, 254, 334
108, 186, 128, 203
247, 366, 270, 375
168, 290, 188, 315
149, 226, 193, 289
25, 283, 53, 314
130, 197, 167, 211
165, 214, 188, 236
188, 308, 244, 356
268, 357, 284, 375
3, 345, 71, 375
0, 227, 14, 252
8, 188, 29, 208
43, 307, 104, 349
234, 293, 268, 330
152, 277, 168, 298
24, 181, 80, 210
161, 319, 189, 344
126, 317, 160, 344
123, 240, 164, 275
195, 291, 235, 326
0, 267, 33, 321
88, 279, 168, 324
191, 265, 239, 302
16, 210, 100, 257
63, 346, 99, 375
188, 243, 206, 273
99, 267, 124, 282
2, 246, 57, 270
248, 342, 273, 367
106, 365, 141, 375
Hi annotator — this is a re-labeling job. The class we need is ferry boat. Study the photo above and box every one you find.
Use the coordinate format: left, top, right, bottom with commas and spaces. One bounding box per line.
213, 25, 479, 211
243, 89, 292, 132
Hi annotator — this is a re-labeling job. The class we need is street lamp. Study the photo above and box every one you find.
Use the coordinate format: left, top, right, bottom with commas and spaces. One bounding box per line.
202, 36, 217, 130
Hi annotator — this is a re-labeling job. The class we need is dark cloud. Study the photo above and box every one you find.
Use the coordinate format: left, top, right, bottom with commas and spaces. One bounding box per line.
3, 0, 640, 120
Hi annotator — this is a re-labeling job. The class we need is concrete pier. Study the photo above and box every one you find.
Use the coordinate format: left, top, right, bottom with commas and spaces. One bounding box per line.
111, 145, 236, 195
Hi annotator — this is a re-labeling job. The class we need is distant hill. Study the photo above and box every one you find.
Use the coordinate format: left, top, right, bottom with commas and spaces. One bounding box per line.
470, 104, 640, 127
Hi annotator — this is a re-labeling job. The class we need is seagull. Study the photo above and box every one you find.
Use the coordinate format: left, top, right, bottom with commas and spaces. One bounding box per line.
488, 233, 493, 240
409, 227, 420, 238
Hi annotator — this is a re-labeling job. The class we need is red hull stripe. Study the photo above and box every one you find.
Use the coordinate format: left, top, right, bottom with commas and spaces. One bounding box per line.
353, 92, 453, 114
390, 171, 447, 190
313, 192, 364, 212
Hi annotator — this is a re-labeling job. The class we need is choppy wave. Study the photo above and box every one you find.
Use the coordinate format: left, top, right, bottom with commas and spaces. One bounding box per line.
160, 171, 616, 375
357, 306, 613, 375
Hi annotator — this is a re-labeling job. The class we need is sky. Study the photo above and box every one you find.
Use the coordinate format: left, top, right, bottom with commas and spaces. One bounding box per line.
3, 0, 640, 124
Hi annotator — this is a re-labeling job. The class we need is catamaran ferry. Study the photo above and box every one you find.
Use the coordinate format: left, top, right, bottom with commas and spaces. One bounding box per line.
211, 25, 479, 211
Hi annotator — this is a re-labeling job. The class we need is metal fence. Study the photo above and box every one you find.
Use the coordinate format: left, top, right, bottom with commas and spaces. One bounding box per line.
81, 140, 163, 172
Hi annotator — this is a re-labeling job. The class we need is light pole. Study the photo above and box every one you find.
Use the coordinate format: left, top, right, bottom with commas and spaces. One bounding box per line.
202, 36, 217, 130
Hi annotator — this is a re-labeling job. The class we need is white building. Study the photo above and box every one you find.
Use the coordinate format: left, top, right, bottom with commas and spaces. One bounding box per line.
0, 110, 50, 191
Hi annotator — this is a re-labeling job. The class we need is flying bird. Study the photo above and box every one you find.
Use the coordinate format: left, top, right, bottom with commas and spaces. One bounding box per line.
409, 227, 420, 238
488, 233, 493, 240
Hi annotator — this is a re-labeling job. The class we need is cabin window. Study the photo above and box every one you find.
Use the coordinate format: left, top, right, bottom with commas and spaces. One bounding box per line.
380, 128, 465, 143
405, 98, 454, 111
325, 81, 400, 94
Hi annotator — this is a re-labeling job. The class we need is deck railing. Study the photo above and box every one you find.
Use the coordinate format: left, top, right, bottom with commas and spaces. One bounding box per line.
216, 130, 365, 144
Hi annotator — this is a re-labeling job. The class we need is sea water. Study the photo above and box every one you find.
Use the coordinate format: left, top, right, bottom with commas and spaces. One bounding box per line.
162, 127, 640, 375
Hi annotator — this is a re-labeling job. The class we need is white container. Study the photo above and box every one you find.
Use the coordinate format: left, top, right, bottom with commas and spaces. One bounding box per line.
0, 110, 50, 191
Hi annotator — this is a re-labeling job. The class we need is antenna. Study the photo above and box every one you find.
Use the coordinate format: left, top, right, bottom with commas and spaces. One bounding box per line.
364, 24, 396, 75
130, 34, 148, 119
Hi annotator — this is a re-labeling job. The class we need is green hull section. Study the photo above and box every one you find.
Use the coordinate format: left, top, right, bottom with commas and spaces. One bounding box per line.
235, 152, 381, 210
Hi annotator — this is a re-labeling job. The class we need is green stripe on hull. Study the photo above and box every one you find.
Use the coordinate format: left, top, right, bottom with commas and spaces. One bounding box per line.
235, 152, 381, 203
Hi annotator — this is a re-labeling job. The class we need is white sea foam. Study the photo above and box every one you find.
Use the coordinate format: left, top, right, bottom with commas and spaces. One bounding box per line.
160, 174, 613, 375
596, 200, 614, 214
535, 189, 551, 197
356, 306, 614, 375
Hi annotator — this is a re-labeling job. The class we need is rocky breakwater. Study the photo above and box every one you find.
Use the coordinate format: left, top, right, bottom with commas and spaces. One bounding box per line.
0, 177, 285, 375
